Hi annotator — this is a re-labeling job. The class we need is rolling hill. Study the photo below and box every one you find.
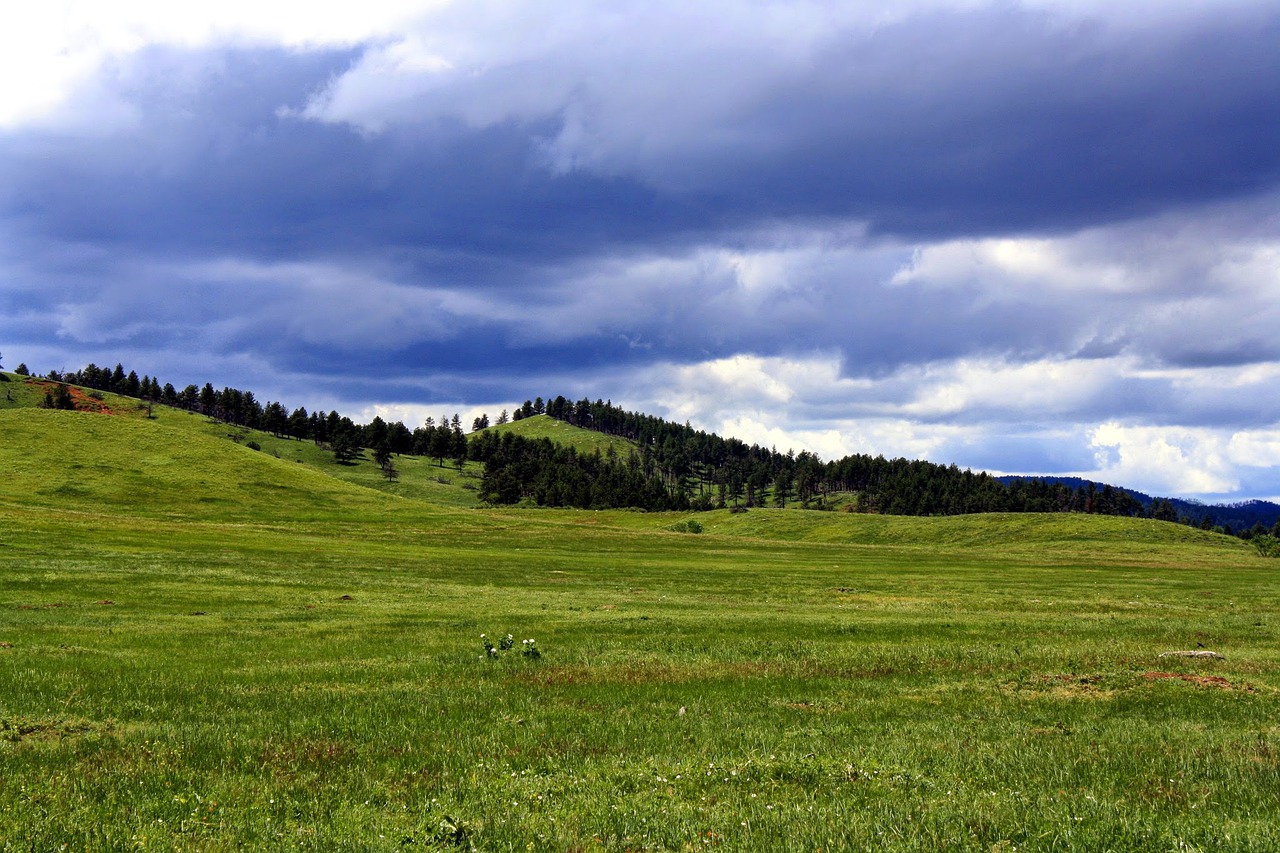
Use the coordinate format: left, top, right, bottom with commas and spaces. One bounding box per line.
2, 372, 1277, 849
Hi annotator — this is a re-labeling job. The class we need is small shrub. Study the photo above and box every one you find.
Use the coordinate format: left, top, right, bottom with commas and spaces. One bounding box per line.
245, 441, 261, 452
431, 815, 473, 848
667, 519, 704, 534
1253, 535, 1280, 558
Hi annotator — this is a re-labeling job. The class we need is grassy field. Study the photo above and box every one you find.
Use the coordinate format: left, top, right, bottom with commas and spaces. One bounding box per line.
2, 399, 1279, 850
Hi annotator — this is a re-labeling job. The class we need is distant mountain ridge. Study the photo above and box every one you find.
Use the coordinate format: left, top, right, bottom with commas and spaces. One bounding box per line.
997, 476, 1280, 533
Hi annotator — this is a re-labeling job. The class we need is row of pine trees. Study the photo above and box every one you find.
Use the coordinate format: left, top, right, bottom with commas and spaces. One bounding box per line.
25, 362, 1280, 537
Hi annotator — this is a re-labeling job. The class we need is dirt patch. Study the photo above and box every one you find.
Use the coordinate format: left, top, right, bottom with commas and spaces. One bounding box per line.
1039, 674, 1112, 698
67, 386, 114, 414
1041, 674, 1102, 686
260, 737, 353, 774
1, 716, 104, 743
30, 381, 116, 414
1143, 671, 1242, 690
0, 642, 12, 649
1002, 674, 1114, 700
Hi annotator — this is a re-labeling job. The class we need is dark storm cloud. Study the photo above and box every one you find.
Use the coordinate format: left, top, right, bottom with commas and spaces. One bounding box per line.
6, 5, 1280, 272
4, 2, 1280, 498
730, 8, 1280, 236
1, 47, 714, 274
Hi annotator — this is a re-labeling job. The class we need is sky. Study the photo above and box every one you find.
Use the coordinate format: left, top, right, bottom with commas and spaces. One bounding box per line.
3, 1, 1280, 502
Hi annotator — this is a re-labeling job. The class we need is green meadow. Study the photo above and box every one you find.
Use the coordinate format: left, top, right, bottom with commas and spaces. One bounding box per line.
2, 384, 1279, 850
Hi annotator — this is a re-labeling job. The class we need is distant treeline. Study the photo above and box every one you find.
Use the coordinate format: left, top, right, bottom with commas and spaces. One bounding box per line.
471, 430, 687, 511
495, 396, 1145, 517
999, 476, 1280, 538
51, 362, 470, 468
518, 396, 1280, 540
26, 361, 1280, 539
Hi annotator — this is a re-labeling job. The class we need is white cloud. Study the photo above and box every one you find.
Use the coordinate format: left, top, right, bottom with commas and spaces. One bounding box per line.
0, 0, 433, 128
1088, 422, 1237, 496
356, 402, 505, 432
607, 348, 1280, 499
1227, 430, 1280, 468
891, 237, 1135, 294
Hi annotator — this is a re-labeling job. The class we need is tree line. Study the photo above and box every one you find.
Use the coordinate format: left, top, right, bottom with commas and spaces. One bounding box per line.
508, 395, 1152, 518
49, 362, 476, 474
19, 359, 1280, 538
470, 430, 687, 511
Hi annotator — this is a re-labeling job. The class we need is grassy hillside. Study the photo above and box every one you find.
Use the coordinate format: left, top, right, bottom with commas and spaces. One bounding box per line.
480, 412, 637, 456
0, 373, 155, 417
3, 384, 1280, 849
184, 414, 487, 509
0, 408, 407, 521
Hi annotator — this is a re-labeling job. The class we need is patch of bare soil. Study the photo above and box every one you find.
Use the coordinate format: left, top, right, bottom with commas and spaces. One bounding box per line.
1143, 671, 1245, 690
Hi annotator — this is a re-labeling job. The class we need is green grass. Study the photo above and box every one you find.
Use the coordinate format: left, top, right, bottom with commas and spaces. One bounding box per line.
185, 415, 487, 509
2, 406, 1280, 850
480, 413, 637, 457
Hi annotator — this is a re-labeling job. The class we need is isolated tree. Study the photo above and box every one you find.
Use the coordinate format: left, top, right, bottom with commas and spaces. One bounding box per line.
14, 363, 28, 376
373, 440, 393, 471
429, 423, 453, 466
472, 413, 490, 432
332, 431, 361, 465
496, 409, 509, 425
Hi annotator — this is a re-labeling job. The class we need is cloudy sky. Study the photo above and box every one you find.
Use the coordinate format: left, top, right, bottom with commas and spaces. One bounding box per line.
3, 1, 1280, 501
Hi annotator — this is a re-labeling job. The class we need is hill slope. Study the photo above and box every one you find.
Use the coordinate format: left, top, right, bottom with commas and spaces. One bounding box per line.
480, 413, 637, 456
0, 408, 407, 521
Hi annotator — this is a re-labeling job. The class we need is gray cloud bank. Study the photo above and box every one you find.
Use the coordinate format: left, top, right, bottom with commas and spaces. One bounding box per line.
3, 1, 1280, 499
